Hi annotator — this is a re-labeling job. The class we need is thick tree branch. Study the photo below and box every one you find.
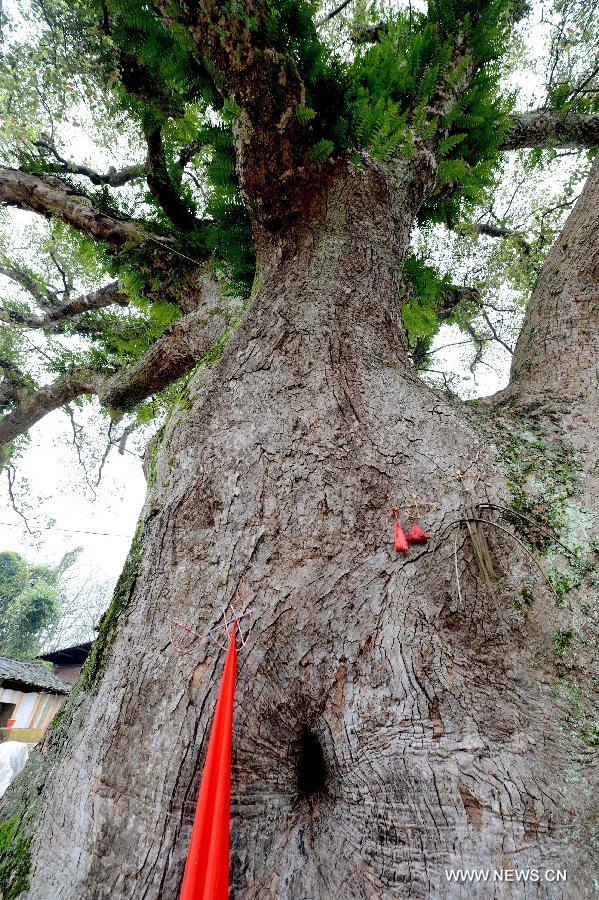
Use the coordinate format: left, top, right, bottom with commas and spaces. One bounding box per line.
0, 166, 160, 250
143, 122, 199, 230
158, 1, 308, 220
0, 366, 101, 449
32, 139, 146, 187
0, 279, 234, 448
0, 283, 128, 330
503, 109, 599, 150
98, 280, 230, 411
507, 157, 599, 405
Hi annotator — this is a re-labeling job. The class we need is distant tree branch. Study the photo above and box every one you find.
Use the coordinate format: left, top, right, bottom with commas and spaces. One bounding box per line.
503, 109, 599, 150
466, 222, 531, 254
350, 22, 389, 43
32, 138, 146, 187
438, 284, 481, 320
0, 282, 129, 330
0, 264, 57, 307
317, 0, 353, 26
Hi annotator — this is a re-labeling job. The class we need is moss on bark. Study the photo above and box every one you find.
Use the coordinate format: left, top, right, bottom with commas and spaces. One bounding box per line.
79, 521, 146, 690
0, 816, 32, 899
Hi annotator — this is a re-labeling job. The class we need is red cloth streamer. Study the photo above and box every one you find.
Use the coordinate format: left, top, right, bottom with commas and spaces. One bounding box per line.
406, 523, 431, 543
394, 521, 409, 552
179, 621, 238, 900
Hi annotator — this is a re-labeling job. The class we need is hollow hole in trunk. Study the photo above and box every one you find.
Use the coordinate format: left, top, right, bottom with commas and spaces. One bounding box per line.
296, 730, 327, 797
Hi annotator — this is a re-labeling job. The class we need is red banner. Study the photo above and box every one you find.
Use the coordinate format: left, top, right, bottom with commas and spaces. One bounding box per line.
180, 622, 238, 900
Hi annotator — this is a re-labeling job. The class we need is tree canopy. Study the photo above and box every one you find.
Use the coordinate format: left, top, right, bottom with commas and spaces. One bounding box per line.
0, 0, 597, 473
0, 548, 78, 658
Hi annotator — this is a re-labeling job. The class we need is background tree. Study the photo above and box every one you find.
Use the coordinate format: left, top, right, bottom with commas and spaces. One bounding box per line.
0, 0, 598, 898
0, 549, 78, 659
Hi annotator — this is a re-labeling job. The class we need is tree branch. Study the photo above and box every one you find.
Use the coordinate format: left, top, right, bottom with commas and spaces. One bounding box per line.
0, 166, 159, 250
317, 0, 353, 26
159, 1, 308, 219
0, 283, 128, 330
143, 121, 199, 230
438, 284, 481, 320
98, 280, 230, 411
0, 359, 32, 412
0, 279, 235, 448
0, 265, 57, 307
466, 222, 531, 254
32, 138, 146, 187
503, 109, 599, 150
507, 157, 599, 405
0, 366, 101, 449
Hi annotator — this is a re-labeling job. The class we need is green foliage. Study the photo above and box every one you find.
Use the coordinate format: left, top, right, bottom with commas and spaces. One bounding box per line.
553, 628, 573, 657
0, 550, 78, 659
400, 251, 477, 367
580, 725, 599, 747
347, 2, 514, 224
514, 586, 535, 610
308, 138, 335, 164
266, 0, 350, 151
196, 119, 255, 298
401, 252, 448, 360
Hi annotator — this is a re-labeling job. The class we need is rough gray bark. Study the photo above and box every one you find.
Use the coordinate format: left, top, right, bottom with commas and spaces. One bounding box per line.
503, 109, 599, 150
5, 156, 596, 899
510, 157, 599, 407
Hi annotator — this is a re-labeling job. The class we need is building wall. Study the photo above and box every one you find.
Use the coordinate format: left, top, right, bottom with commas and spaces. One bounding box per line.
0, 687, 65, 729
52, 664, 83, 685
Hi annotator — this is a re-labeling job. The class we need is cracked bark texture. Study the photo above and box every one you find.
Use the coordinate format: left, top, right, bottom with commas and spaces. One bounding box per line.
5, 159, 598, 900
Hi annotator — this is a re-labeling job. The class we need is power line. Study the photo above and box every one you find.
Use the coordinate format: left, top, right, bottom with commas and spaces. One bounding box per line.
0, 521, 132, 538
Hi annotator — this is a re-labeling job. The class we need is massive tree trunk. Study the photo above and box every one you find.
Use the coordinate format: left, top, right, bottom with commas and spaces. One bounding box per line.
2, 158, 597, 899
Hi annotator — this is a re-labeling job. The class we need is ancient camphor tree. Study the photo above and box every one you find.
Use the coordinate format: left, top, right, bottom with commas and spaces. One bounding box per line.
0, 0, 598, 897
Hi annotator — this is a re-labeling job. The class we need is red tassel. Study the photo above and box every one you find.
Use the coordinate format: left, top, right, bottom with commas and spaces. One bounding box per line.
406, 523, 432, 543
394, 522, 409, 552
179, 622, 237, 900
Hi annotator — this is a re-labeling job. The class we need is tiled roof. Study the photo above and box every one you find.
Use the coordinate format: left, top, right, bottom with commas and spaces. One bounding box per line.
37, 641, 92, 666
0, 656, 72, 694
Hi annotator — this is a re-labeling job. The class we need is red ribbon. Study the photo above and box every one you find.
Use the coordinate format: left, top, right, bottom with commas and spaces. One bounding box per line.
394, 521, 409, 552
406, 523, 431, 543
179, 621, 238, 900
